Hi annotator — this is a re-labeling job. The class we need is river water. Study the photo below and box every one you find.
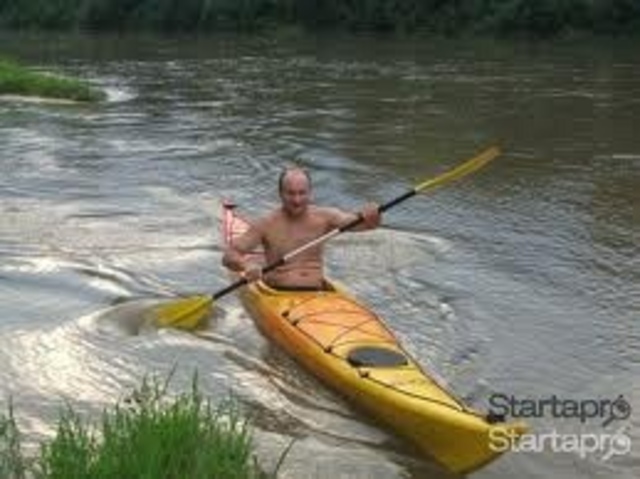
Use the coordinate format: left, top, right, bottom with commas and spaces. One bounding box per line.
0, 33, 638, 478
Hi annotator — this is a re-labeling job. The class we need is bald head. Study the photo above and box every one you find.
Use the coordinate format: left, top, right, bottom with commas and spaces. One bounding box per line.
278, 167, 312, 217
278, 167, 312, 193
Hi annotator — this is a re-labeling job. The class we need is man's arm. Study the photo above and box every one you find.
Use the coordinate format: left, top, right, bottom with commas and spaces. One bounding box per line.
325, 203, 381, 231
222, 223, 263, 273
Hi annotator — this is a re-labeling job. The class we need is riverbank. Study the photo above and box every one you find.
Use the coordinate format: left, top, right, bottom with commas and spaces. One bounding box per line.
0, 58, 104, 103
0, 0, 639, 36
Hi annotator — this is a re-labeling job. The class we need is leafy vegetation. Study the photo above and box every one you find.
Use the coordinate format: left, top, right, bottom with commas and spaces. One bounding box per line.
0, 0, 638, 36
0, 375, 270, 479
0, 58, 105, 102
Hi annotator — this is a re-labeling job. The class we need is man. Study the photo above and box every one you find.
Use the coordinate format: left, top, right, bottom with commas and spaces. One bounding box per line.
222, 167, 381, 290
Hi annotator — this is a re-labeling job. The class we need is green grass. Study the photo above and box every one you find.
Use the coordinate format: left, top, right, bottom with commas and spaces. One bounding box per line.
1, 375, 272, 479
0, 58, 105, 103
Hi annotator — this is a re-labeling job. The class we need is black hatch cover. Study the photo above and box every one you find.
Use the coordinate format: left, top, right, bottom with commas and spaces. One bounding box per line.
346, 346, 408, 368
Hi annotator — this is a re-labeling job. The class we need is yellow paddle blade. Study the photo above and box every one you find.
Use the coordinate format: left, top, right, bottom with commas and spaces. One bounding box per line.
415, 146, 500, 194
151, 295, 213, 330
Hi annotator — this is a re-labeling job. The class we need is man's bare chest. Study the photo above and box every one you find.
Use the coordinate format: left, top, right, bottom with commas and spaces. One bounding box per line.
263, 217, 328, 256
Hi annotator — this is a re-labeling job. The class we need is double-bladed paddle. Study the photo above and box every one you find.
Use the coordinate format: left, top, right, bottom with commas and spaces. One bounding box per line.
151, 146, 501, 330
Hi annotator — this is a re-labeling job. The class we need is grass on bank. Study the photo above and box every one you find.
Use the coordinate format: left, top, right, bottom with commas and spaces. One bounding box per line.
0, 58, 105, 103
0, 375, 271, 479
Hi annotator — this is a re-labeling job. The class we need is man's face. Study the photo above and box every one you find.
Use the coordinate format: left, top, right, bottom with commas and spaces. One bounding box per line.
280, 171, 311, 218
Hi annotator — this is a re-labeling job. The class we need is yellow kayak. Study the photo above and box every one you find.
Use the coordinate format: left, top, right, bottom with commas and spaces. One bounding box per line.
223, 202, 527, 474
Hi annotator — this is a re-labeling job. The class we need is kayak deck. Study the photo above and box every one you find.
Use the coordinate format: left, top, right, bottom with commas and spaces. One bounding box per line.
222, 201, 527, 474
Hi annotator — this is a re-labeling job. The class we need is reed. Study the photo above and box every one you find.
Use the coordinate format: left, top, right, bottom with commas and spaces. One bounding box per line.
0, 401, 28, 479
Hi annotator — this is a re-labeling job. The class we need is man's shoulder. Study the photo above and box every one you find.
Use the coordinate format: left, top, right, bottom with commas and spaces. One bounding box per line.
310, 205, 350, 228
310, 205, 342, 217
254, 208, 287, 229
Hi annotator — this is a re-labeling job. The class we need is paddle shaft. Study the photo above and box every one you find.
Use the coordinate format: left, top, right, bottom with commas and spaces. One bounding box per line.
213, 146, 500, 301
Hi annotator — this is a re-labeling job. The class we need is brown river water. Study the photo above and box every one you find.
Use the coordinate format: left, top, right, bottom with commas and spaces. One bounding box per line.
0, 33, 638, 478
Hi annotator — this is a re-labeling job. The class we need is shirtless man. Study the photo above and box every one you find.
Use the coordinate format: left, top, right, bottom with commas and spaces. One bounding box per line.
222, 167, 381, 289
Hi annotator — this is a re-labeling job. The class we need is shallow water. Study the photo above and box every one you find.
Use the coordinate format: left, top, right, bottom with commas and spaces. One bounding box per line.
0, 33, 638, 478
